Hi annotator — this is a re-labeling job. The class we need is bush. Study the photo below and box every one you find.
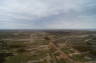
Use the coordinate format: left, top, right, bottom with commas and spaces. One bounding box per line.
4, 54, 30, 63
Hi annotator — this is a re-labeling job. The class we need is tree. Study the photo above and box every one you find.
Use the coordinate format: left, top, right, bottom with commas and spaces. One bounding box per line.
0, 40, 8, 53
86, 35, 96, 56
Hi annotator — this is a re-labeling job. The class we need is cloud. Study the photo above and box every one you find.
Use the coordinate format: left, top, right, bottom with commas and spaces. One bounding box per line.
0, 0, 96, 29
45, 16, 96, 29
0, 21, 36, 29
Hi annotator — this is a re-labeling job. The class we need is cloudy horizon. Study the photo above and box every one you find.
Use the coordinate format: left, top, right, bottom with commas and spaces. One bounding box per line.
0, 0, 96, 29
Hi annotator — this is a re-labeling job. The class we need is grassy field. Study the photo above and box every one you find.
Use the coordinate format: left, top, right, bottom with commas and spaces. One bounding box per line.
0, 30, 96, 63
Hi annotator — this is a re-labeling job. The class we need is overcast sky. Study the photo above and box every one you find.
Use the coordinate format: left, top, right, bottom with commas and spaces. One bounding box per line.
0, 0, 96, 29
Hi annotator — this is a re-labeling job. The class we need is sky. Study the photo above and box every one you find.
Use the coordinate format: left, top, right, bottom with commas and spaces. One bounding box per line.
0, 0, 96, 29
